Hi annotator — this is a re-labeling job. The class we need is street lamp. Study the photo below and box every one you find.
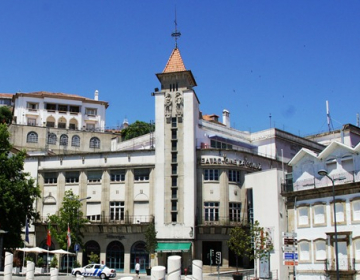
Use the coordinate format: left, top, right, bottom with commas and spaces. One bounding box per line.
317, 169, 344, 280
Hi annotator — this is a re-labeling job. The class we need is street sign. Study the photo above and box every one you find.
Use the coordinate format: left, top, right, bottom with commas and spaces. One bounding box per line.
283, 260, 298, 266
283, 238, 297, 245
282, 245, 298, 252
75, 243, 80, 252
283, 253, 298, 260
282, 232, 297, 238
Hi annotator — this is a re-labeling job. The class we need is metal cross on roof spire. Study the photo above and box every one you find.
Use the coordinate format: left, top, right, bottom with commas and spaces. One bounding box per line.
171, 8, 181, 48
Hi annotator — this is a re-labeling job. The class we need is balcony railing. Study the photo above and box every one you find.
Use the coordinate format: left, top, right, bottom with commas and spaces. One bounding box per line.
283, 170, 360, 193
38, 215, 154, 225
324, 258, 356, 272
196, 216, 248, 226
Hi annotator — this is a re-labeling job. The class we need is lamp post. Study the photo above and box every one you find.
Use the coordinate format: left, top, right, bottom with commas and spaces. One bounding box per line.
317, 169, 343, 280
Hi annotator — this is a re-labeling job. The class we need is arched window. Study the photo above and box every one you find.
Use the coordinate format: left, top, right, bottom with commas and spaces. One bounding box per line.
27, 131, 38, 143
106, 241, 125, 272
60, 134, 68, 146
90, 137, 100, 148
48, 133, 57, 145
71, 135, 80, 147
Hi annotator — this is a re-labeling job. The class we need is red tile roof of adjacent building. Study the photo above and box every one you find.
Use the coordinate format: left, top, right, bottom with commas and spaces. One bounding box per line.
0, 93, 14, 98
163, 48, 186, 73
13, 91, 109, 108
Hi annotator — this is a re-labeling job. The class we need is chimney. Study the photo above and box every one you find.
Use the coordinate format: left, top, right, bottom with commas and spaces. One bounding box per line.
94, 90, 99, 101
223, 109, 230, 128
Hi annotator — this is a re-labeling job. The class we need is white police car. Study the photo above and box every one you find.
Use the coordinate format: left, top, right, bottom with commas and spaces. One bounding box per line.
72, 264, 116, 279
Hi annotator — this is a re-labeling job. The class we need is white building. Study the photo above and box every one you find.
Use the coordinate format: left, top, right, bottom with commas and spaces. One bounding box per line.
12, 90, 108, 131
285, 141, 360, 279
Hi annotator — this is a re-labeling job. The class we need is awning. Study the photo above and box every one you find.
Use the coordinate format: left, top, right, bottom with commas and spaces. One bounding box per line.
156, 242, 191, 253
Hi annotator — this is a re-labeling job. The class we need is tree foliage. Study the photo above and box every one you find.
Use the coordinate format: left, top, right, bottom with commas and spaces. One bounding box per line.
0, 124, 41, 249
48, 190, 88, 251
0, 106, 12, 125
121, 121, 154, 141
228, 220, 273, 275
144, 222, 157, 254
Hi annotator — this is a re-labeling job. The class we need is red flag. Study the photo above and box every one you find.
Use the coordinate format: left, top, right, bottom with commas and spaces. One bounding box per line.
46, 226, 51, 247
67, 224, 71, 248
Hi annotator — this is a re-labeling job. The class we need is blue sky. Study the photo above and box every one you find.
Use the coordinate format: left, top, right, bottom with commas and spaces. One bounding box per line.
1, 1, 359, 136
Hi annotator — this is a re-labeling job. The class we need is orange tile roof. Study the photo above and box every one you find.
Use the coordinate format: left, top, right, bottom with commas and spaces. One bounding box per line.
0, 93, 14, 98
163, 48, 186, 73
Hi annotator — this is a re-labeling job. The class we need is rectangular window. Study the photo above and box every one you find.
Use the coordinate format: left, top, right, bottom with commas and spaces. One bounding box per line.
352, 201, 360, 221
134, 169, 150, 181
172, 152, 177, 163
58, 122, 66, 129
87, 171, 102, 183
70, 106, 80, 113
335, 202, 345, 223
58, 104, 68, 112
69, 123, 76, 130
298, 207, 309, 226
171, 188, 177, 199
172, 177, 177, 187
86, 123, 95, 131
27, 118, 36, 126
172, 141, 177, 151
171, 201, 177, 211
313, 205, 326, 225
229, 202, 241, 222
171, 118, 177, 128
46, 121, 55, 128
85, 108, 97, 116
46, 103, 56, 111
44, 172, 57, 184
27, 102, 38, 110
171, 130, 177, 139
229, 170, 241, 182
299, 242, 310, 261
204, 169, 219, 181
86, 202, 101, 221
172, 164, 177, 175
110, 170, 126, 182
315, 241, 326, 260
110, 202, 124, 221
65, 171, 79, 183
171, 212, 177, 223
204, 202, 219, 221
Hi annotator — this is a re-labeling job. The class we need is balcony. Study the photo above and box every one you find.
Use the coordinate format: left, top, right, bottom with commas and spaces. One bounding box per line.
282, 170, 360, 194
324, 258, 356, 279
38, 215, 154, 225
196, 216, 247, 227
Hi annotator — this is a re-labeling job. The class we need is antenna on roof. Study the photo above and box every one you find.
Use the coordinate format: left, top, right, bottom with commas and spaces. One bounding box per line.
326, 100, 334, 132
171, 7, 181, 48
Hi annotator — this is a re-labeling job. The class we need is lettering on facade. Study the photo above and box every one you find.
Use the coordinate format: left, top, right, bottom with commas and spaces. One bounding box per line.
106, 234, 125, 240
200, 156, 262, 170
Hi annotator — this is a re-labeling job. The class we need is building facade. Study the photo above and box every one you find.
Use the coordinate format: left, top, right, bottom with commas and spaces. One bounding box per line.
8, 45, 329, 276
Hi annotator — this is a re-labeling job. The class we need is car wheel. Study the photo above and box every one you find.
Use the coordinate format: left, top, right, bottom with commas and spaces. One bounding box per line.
75, 271, 81, 276
100, 273, 107, 279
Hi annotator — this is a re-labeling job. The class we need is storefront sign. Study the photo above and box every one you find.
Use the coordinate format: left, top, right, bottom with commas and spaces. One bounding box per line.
106, 234, 125, 240
200, 156, 262, 170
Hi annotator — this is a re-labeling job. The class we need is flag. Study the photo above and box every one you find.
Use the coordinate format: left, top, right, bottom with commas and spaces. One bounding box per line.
25, 218, 29, 243
67, 224, 71, 248
46, 225, 51, 247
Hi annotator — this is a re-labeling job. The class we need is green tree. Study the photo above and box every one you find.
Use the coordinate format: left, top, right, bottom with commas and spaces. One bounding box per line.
0, 124, 41, 249
0, 106, 12, 125
144, 222, 157, 268
88, 252, 99, 263
48, 190, 88, 251
228, 220, 273, 278
121, 121, 155, 141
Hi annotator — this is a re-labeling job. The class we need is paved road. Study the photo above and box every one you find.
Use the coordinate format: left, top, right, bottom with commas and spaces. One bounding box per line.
1, 271, 255, 280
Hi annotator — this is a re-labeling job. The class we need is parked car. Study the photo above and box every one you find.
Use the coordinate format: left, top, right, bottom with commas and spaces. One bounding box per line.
72, 264, 116, 279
